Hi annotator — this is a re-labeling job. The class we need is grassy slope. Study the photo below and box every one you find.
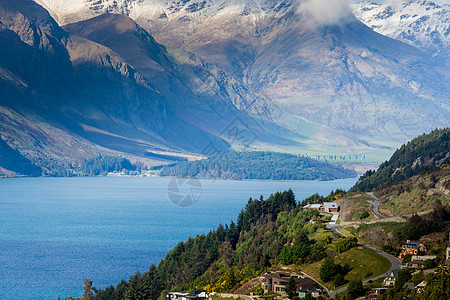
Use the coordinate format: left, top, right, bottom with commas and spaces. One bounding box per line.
376, 166, 450, 217
336, 192, 378, 222
301, 247, 390, 290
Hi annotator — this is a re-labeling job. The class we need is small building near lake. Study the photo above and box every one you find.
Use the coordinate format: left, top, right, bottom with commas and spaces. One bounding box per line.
166, 290, 208, 300
303, 202, 339, 213
323, 202, 339, 213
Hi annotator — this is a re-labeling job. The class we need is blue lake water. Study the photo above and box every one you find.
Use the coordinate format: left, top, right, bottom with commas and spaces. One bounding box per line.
0, 176, 357, 299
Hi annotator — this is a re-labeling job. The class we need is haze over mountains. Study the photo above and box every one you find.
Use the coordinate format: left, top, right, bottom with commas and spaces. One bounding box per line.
0, 0, 449, 175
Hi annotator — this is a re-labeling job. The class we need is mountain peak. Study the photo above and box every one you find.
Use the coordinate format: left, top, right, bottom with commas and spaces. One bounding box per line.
352, 0, 449, 61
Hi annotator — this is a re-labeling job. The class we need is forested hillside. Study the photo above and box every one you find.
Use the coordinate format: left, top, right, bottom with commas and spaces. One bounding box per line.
93, 189, 361, 299
38, 155, 140, 177
159, 152, 356, 181
351, 128, 450, 192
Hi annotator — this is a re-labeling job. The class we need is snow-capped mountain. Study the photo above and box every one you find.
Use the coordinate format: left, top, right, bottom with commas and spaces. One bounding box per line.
31, 0, 450, 152
352, 0, 449, 63
35, 0, 450, 61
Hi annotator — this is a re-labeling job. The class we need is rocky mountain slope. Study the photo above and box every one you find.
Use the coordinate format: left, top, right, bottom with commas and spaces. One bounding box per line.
352, 0, 449, 64
1, 0, 256, 175
34, 0, 450, 157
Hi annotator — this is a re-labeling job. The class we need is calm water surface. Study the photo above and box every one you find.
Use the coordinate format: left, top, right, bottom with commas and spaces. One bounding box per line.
0, 176, 357, 299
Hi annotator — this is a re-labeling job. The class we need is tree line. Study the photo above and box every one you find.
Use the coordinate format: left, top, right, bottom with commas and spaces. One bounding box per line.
159, 151, 356, 181
351, 128, 449, 192
93, 189, 343, 299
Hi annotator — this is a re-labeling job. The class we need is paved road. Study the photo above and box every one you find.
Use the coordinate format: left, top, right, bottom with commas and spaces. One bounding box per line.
299, 271, 330, 293
217, 293, 253, 300
326, 224, 401, 298
367, 192, 385, 219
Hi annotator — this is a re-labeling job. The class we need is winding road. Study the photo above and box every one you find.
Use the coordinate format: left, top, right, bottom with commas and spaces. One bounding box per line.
326, 223, 400, 298
367, 192, 385, 219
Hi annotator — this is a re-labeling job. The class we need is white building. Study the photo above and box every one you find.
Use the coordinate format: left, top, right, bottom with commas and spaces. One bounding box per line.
323, 202, 339, 213
411, 255, 437, 261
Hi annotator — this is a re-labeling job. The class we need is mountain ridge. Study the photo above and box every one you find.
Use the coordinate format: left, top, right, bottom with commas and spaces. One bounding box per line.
352, 0, 449, 65
34, 0, 450, 155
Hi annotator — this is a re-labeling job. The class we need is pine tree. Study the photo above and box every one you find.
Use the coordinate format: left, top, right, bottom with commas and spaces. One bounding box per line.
333, 273, 345, 288
319, 256, 336, 282
285, 277, 297, 300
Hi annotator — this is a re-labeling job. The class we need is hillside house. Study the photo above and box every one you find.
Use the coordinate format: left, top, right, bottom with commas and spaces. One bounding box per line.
368, 288, 387, 299
406, 255, 437, 269
405, 260, 425, 269
263, 272, 293, 294
411, 255, 437, 261
303, 202, 339, 213
398, 240, 427, 258
297, 287, 321, 298
382, 270, 399, 287
263, 272, 317, 295
303, 203, 322, 210
323, 202, 339, 213
415, 281, 427, 293
166, 290, 208, 300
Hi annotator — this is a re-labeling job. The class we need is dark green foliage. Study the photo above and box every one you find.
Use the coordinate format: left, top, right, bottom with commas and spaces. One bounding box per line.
124, 271, 149, 300
319, 256, 351, 283
423, 259, 436, 269
394, 269, 412, 288
347, 280, 364, 298
304, 294, 313, 300
382, 245, 397, 256
277, 247, 293, 265
335, 237, 358, 253
95, 280, 127, 300
411, 271, 425, 285
292, 244, 310, 262
298, 189, 346, 207
419, 266, 450, 299
319, 256, 337, 282
76, 155, 138, 176
160, 151, 356, 181
406, 200, 449, 239
285, 277, 297, 300
237, 189, 296, 232
351, 128, 450, 192
309, 243, 327, 263
333, 273, 346, 288
36, 154, 140, 177
359, 211, 369, 219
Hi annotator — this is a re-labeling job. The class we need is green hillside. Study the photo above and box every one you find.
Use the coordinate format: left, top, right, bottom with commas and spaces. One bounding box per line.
93, 189, 386, 299
351, 128, 450, 192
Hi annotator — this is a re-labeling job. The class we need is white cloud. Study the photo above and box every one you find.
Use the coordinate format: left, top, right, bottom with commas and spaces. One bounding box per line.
297, 0, 353, 28
387, 0, 404, 11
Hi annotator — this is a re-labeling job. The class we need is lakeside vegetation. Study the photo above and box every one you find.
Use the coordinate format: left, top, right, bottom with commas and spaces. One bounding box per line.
159, 151, 356, 181
92, 188, 388, 299
72, 128, 450, 300
38, 155, 142, 177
